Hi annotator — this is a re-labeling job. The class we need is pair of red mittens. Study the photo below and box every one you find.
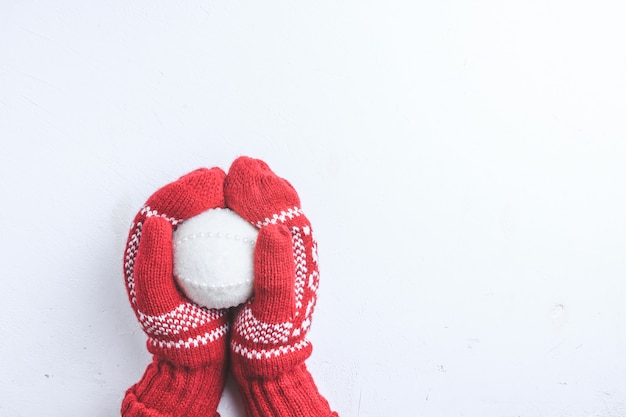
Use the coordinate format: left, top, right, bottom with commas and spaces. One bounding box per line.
121, 157, 337, 417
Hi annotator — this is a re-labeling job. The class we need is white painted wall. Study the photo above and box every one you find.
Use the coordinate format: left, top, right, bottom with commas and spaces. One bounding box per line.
1, 1, 625, 416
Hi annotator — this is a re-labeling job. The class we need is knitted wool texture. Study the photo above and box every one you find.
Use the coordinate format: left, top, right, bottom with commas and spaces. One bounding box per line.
122, 168, 229, 417
224, 156, 338, 417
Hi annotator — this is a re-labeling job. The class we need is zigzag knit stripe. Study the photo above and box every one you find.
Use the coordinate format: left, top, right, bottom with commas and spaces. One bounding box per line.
231, 338, 311, 360
292, 227, 307, 310
138, 303, 223, 337
254, 207, 304, 228
149, 322, 230, 349
235, 308, 294, 344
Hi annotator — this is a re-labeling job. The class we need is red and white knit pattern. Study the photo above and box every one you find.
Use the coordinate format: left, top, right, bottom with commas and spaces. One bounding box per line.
224, 156, 337, 417
235, 308, 293, 344
123, 204, 229, 366
122, 167, 230, 417
231, 213, 320, 362
254, 206, 304, 228
124, 205, 183, 305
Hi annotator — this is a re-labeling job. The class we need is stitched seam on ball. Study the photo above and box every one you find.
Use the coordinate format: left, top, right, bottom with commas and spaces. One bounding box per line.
177, 276, 252, 289
173, 232, 256, 247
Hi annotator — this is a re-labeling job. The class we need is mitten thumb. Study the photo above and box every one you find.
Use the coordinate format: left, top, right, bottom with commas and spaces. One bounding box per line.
250, 223, 296, 324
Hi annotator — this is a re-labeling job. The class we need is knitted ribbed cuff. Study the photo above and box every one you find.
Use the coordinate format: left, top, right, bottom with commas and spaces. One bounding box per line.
122, 357, 226, 417
234, 363, 338, 417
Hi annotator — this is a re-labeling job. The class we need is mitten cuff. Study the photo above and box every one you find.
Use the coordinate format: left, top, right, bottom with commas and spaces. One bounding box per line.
122, 357, 226, 417
234, 363, 338, 417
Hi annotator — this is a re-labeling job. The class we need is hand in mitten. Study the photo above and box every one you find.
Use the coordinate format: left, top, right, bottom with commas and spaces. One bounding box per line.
224, 157, 338, 417
122, 168, 230, 417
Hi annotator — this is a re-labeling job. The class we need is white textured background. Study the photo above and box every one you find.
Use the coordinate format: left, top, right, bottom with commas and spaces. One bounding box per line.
1, 1, 626, 416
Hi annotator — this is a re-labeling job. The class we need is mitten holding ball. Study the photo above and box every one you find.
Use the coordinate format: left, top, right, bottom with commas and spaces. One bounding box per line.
121, 168, 230, 417
224, 156, 338, 417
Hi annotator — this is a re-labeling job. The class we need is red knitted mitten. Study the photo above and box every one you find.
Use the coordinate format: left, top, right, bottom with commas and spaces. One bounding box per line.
122, 168, 230, 417
224, 157, 338, 417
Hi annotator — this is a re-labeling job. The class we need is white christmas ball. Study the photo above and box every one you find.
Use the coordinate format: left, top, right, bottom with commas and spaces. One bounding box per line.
173, 207, 258, 309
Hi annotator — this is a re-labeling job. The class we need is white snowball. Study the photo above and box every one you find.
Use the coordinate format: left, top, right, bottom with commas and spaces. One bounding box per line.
173, 208, 258, 309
